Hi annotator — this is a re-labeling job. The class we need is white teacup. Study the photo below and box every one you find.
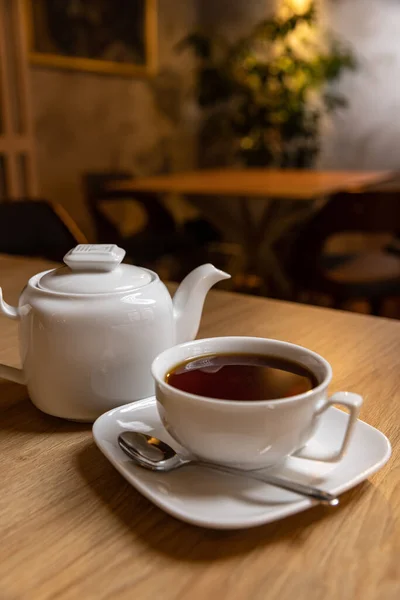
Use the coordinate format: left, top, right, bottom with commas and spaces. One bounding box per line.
152, 336, 362, 470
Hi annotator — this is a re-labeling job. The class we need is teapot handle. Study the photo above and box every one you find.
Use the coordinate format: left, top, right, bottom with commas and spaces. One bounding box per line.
0, 363, 25, 384
0, 288, 25, 384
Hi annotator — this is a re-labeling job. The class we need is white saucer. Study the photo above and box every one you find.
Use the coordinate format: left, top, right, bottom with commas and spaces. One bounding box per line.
92, 397, 391, 530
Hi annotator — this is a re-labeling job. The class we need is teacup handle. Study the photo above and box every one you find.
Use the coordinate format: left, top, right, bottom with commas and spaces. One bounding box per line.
294, 392, 363, 463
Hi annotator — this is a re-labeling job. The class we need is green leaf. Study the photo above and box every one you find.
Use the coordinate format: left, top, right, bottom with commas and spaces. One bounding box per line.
197, 67, 233, 107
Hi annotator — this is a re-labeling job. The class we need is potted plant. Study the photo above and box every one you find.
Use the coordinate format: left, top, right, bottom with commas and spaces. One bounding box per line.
178, 1, 356, 168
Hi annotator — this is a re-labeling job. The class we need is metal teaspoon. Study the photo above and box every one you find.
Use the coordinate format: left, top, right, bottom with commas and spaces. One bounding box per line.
118, 431, 339, 506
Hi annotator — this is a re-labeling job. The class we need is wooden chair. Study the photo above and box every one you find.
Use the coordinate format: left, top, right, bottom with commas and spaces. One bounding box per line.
289, 191, 400, 315
82, 171, 176, 251
0, 199, 87, 262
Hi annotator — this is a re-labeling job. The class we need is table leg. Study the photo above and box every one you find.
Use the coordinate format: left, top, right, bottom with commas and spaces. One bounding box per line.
237, 197, 319, 298
183, 192, 321, 298
238, 197, 260, 273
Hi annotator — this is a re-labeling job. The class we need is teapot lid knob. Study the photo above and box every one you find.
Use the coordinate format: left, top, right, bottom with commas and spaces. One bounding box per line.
63, 244, 126, 272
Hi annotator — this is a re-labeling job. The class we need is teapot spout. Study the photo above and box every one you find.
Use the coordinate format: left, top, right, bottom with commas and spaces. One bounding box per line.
173, 264, 230, 344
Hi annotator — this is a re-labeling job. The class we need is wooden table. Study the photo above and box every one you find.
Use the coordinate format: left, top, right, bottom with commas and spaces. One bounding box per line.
112, 169, 394, 199
0, 256, 399, 600
110, 169, 395, 295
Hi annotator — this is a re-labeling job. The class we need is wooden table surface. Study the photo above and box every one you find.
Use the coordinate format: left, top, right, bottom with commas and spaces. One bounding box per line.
0, 256, 399, 600
111, 169, 394, 199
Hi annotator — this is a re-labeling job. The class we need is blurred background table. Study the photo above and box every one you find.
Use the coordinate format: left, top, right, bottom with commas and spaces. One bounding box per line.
0, 254, 398, 600
111, 169, 394, 198
110, 169, 395, 296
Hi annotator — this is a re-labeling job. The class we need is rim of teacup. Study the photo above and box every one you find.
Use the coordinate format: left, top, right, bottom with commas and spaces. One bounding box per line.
152, 336, 332, 406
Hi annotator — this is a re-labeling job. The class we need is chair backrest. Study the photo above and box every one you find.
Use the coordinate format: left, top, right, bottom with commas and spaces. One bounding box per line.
310, 192, 400, 234
82, 171, 176, 244
0, 199, 87, 261
291, 191, 400, 282
82, 172, 132, 243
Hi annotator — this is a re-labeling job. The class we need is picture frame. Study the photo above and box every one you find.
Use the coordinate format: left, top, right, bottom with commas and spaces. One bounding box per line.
24, 0, 157, 78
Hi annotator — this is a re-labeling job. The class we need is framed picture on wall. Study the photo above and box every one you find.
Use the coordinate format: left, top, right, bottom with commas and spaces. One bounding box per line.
24, 0, 157, 77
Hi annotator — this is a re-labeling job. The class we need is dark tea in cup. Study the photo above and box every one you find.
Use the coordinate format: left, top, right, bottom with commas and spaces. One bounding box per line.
165, 353, 318, 401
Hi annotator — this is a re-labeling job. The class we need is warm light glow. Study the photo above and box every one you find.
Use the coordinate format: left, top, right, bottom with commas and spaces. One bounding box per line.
286, 0, 311, 14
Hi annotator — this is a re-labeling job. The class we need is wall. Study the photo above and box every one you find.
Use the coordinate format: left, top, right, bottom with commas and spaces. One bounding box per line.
320, 0, 400, 170
198, 0, 274, 39
31, 0, 198, 237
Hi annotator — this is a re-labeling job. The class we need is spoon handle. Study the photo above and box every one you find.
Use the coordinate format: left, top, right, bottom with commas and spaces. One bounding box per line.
196, 462, 339, 506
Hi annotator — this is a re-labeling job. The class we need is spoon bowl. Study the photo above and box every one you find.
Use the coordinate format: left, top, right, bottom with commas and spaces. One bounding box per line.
118, 432, 187, 472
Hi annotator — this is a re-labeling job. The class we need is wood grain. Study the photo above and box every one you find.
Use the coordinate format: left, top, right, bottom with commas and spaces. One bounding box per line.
0, 256, 399, 600
110, 169, 394, 200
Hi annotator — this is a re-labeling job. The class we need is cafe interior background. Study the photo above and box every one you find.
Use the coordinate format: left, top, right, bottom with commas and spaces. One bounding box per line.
0, 0, 399, 317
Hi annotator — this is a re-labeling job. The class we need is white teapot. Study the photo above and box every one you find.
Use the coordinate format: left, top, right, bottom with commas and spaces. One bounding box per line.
0, 244, 229, 421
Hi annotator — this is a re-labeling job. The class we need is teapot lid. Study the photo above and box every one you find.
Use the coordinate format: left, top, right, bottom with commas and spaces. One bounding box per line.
38, 244, 153, 295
